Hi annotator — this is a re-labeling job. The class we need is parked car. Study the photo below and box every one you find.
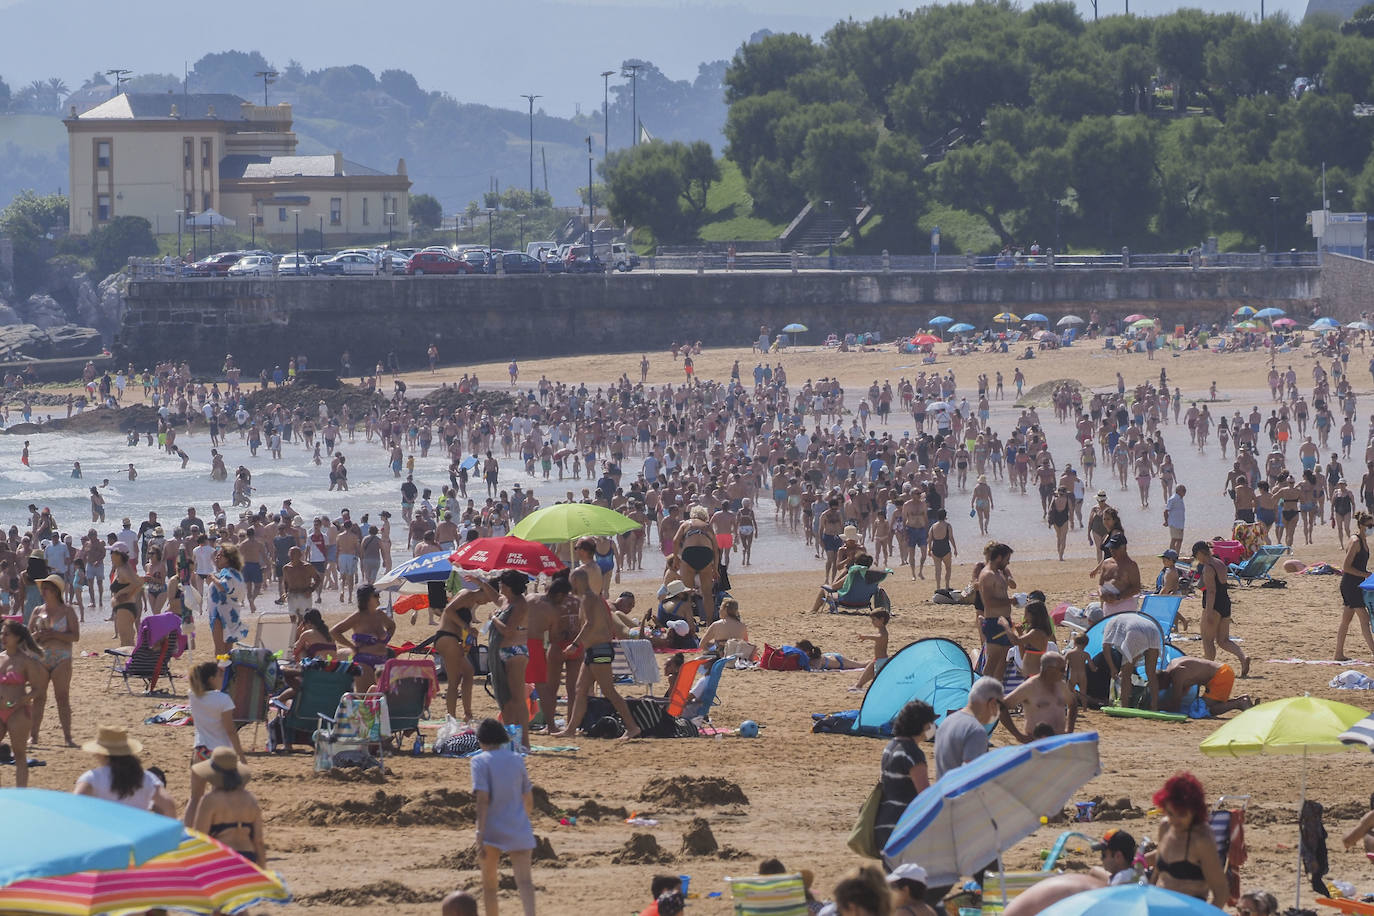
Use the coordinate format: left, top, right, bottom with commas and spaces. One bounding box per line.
190, 251, 251, 277
607, 242, 640, 272
563, 245, 606, 273
459, 249, 492, 274
407, 250, 471, 275
277, 254, 314, 276
497, 252, 544, 274
317, 252, 379, 275
226, 254, 276, 277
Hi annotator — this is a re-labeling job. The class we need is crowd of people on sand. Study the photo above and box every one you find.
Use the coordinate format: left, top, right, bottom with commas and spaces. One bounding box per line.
7, 319, 1374, 912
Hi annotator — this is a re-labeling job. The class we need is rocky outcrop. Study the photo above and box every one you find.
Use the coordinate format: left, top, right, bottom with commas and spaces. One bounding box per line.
21, 294, 66, 329
0, 323, 103, 361
92, 272, 128, 342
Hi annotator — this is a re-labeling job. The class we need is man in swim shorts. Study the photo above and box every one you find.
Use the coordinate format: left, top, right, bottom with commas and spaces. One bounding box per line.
280, 547, 321, 622
1097, 533, 1141, 616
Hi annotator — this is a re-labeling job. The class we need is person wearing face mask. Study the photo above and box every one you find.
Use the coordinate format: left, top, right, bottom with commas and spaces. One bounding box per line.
1337, 510, 1374, 661
872, 699, 936, 853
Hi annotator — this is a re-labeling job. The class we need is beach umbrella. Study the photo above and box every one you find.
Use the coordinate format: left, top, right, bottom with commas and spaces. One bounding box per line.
780, 323, 807, 333
1311, 317, 1340, 331
1346, 321, 1373, 331
911, 334, 941, 346
0, 790, 186, 887
948, 323, 975, 334
1255, 307, 1286, 319
992, 312, 1020, 324
929, 316, 955, 326
884, 732, 1101, 894
1038, 885, 1227, 916
1124, 313, 1148, 323
0, 830, 290, 916
1130, 318, 1157, 329
1200, 695, 1367, 909
450, 536, 566, 576
1024, 312, 1049, 323
375, 550, 456, 592
1272, 318, 1297, 329
1233, 320, 1260, 331
510, 503, 640, 542
1033, 330, 1056, 341
1056, 315, 1084, 327
1232, 306, 1257, 318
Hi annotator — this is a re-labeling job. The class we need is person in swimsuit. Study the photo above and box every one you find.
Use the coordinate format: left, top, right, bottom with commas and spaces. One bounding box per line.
191, 747, 266, 865
292, 609, 338, 662
970, 475, 994, 536
591, 536, 620, 596
926, 509, 957, 590
330, 585, 396, 691
736, 498, 758, 567
0, 623, 40, 785
108, 546, 143, 648
1149, 772, 1229, 904
673, 506, 719, 613
436, 578, 498, 722
489, 570, 532, 750
1192, 541, 1249, 677
795, 641, 861, 670
1337, 511, 1374, 661
552, 567, 641, 739
1047, 487, 1072, 561
977, 543, 1016, 682
28, 574, 78, 747
532, 572, 581, 734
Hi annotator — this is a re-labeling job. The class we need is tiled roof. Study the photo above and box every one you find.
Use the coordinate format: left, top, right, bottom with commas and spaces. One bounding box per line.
75, 92, 248, 120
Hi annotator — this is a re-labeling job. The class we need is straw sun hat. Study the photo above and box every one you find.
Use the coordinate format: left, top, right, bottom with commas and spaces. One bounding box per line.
191, 746, 251, 788
81, 725, 142, 757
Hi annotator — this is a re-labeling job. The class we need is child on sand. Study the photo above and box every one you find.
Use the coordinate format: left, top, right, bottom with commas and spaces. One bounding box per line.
850, 610, 890, 692
1065, 633, 1091, 708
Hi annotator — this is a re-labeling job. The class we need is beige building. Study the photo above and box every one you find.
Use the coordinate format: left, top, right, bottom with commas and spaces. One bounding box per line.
65, 92, 409, 244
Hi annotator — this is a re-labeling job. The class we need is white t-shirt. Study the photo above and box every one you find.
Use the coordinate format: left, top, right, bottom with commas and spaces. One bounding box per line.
189, 689, 236, 750
193, 544, 216, 576
76, 765, 164, 810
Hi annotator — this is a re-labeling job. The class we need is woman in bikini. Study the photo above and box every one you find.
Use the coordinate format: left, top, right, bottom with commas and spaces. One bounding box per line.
489, 570, 533, 748
795, 640, 861, 670
109, 546, 143, 648
28, 574, 78, 747
737, 498, 758, 566
533, 571, 582, 734
144, 545, 168, 615
673, 506, 719, 610
292, 609, 338, 661
1148, 772, 1229, 904
329, 585, 395, 691
435, 578, 498, 722
0, 622, 41, 786
190, 748, 266, 865
1005, 599, 1057, 678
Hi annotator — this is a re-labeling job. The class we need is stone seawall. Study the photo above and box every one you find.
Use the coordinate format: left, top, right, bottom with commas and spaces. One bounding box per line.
119, 267, 1319, 371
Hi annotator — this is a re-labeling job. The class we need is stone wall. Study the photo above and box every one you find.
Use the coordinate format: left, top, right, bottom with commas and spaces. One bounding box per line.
1319, 253, 1374, 320
119, 266, 1321, 372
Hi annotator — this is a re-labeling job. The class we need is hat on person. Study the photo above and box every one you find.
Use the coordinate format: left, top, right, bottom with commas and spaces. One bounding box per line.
887, 863, 928, 885
1159, 548, 1179, 561
1092, 828, 1138, 860
663, 579, 689, 598
37, 573, 66, 593
191, 746, 251, 788
81, 725, 142, 757
1096, 491, 1108, 500
842, 525, 860, 541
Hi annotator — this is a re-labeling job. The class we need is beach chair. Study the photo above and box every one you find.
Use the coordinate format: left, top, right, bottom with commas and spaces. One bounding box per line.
1227, 544, 1288, 586
1139, 595, 1184, 641
314, 690, 390, 775
1211, 794, 1250, 902
726, 873, 808, 916
666, 657, 711, 718
268, 660, 357, 752
221, 647, 281, 750
105, 612, 185, 696
690, 657, 731, 724
981, 831, 1097, 912
250, 615, 296, 658
377, 658, 437, 746
825, 568, 893, 615
611, 638, 660, 693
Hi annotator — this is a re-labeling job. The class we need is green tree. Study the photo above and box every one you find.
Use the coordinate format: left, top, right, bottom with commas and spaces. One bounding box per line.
1153, 9, 1215, 111
90, 216, 157, 276
678, 140, 722, 215
0, 78, 9, 114
604, 145, 693, 241
409, 193, 443, 231
1327, 35, 1374, 100
792, 122, 877, 238
0, 191, 68, 295
936, 142, 1021, 246
1066, 116, 1158, 238
724, 33, 825, 103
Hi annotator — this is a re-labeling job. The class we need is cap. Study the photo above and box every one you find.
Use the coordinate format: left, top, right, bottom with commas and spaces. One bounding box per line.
1092, 828, 1137, 860
887, 863, 928, 885
1159, 548, 1179, 561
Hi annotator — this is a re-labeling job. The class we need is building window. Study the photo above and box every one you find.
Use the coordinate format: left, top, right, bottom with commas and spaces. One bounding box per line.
201, 139, 212, 168
184, 139, 193, 169
330, 198, 342, 225
96, 140, 111, 169
96, 194, 111, 222
362, 197, 369, 225
185, 192, 193, 213
279, 207, 287, 222
202, 192, 211, 212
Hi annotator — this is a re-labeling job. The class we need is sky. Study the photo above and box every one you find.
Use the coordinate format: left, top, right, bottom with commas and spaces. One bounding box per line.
0, 0, 1315, 118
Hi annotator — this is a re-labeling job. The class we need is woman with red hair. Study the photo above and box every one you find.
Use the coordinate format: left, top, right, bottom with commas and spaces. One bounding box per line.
1148, 772, 1230, 904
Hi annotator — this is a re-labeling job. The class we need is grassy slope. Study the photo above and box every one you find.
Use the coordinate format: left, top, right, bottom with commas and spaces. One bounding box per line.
696, 160, 788, 243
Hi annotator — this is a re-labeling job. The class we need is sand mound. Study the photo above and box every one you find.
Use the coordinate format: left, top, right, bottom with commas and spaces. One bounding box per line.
1088, 796, 1144, 821
531, 784, 560, 817
299, 880, 439, 907
612, 833, 675, 865
291, 788, 474, 827
640, 776, 749, 808
681, 817, 718, 856
433, 836, 560, 871
1017, 377, 1083, 407
568, 798, 629, 821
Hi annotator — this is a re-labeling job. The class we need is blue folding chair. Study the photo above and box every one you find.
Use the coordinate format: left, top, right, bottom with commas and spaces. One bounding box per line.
1227, 544, 1288, 586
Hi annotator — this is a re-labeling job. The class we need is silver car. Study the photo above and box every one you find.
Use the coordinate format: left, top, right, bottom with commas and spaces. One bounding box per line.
226, 255, 276, 277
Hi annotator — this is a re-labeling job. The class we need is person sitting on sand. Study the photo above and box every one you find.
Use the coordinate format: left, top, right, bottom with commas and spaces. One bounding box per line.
698, 598, 748, 654
1088, 829, 1139, 886
1342, 794, 1374, 858
796, 640, 860, 670
809, 553, 876, 613
1157, 657, 1254, 716
441, 891, 479, 916
999, 651, 1074, 739
638, 875, 684, 916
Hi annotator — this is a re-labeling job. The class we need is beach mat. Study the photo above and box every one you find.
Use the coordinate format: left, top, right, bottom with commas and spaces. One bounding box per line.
1102, 706, 1188, 722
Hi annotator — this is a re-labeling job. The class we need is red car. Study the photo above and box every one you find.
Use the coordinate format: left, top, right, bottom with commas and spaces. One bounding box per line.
406, 251, 471, 275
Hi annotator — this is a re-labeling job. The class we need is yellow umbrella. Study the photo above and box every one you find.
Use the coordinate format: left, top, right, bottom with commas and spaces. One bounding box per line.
992, 312, 1020, 324
1200, 695, 1366, 909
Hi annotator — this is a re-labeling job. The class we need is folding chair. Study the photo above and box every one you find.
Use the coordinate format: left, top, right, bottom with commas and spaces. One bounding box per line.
315, 691, 390, 775
377, 658, 438, 747
726, 873, 808, 916
269, 661, 356, 752
666, 657, 711, 718
1139, 594, 1184, 640
221, 647, 281, 751
105, 612, 185, 696
251, 615, 296, 658
1212, 794, 1250, 901
825, 568, 893, 615
611, 638, 660, 693
981, 831, 1096, 913
1228, 544, 1288, 586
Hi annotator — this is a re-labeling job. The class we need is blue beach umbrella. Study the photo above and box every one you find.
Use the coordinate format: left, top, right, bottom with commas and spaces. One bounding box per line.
1254, 307, 1285, 319
929, 316, 955, 326
884, 732, 1101, 892
0, 789, 186, 886
1024, 312, 1049, 323
1311, 317, 1339, 331
1039, 884, 1227, 916
948, 323, 975, 334
375, 550, 456, 591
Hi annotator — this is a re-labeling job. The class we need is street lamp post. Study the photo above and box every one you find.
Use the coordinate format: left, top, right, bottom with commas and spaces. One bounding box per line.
521, 93, 541, 199
318, 215, 323, 249
190, 211, 197, 261
293, 210, 300, 270
601, 70, 615, 157
250, 208, 255, 247
1269, 195, 1280, 260
824, 200, 835, 269
483, 208, 495, 255
387, 211, 396, 249
519, 213, 525, 250
175, 209, 183, 263
587, 136, 596, 265
623, 63, 642, 146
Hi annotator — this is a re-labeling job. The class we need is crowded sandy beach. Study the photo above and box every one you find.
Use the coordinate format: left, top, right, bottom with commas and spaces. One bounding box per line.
4, 317, 1374, 916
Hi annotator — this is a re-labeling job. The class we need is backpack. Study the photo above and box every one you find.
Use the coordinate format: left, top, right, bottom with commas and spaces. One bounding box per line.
760, 644, 803, 671
847, 783, 884, 859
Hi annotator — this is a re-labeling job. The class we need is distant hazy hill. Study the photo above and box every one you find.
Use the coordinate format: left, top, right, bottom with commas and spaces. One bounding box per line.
1305, 0, 1364, 19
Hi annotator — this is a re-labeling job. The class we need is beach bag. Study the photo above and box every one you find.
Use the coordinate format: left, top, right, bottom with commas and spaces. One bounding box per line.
847, 783, 884, 859
434, 732, 481, 757
760, 644, 802, 671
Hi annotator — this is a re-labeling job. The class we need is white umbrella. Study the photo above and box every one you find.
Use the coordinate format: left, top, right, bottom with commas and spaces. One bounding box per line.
185, 208, 236, 227
1056, 315, 1084, 327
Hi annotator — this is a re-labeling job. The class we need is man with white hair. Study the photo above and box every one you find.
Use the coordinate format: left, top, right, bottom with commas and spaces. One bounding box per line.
934, 676, 1003, 776
1000, 651, 1076, 739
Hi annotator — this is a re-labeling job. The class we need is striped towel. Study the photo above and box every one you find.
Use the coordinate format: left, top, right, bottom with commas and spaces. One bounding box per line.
726, 873, 808, 915
1340, 714, 1374, 751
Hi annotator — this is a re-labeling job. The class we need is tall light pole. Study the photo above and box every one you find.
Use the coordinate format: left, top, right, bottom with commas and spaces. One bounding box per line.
587, 135, 596, 264
483, 208, 495, 254
623, 63, 642, 146
824, 199, 835, 269
189, 211, 197, 261
318, 214, 323, 247
254, 70, 278, 106
1269, 195, 1280, 257
175, 209, 184, 262
519, 213, 525, 250
520, 93, 541, 199
387, 211, 396, 249
600, 70, 615, 157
